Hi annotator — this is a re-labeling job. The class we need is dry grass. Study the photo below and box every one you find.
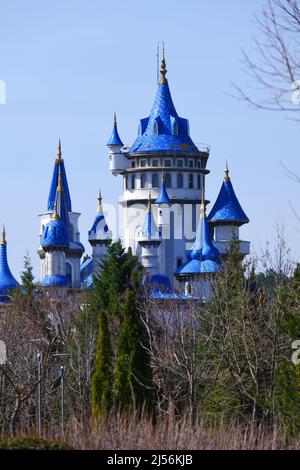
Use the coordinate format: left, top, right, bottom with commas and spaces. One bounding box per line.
59, 411, 300, 450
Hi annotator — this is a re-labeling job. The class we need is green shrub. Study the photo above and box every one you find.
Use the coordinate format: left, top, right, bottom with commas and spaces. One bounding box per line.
0, 435, 73, 450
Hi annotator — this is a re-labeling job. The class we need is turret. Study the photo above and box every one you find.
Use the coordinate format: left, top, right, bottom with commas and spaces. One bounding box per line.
107, 112, 128, 176
137, 193, 161, 275
175, 190, 222, 300
88, 190, 112, 274
208, 163, 250, 258
40, 200, 70, 289
0, 225, 19, 303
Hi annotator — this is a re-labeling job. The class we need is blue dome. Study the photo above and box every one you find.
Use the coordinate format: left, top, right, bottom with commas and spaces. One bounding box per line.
40, 275, 69, 287
0, 243, 19, 301
41, 218, 69, 249
145, 273, 173, 292
176, 258, 222, 275
208, 173, 249, 226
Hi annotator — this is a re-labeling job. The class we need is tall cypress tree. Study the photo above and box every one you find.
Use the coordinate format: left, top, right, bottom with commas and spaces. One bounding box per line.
91, 309, 113, 419
113, 290, 153, 413
20, 252, 35, 295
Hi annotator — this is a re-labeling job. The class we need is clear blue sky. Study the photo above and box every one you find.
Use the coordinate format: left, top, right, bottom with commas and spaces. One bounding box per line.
0, 0, 299, 280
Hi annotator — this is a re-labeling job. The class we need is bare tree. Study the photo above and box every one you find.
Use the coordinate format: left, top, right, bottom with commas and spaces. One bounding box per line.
234, 0, 300, 119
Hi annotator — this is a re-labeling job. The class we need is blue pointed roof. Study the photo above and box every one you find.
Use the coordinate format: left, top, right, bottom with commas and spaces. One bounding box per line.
40, 275, 69, 287
47, 141, 72, 212
130, 56, 200, 154
0, 226, 19, 302
176, 196, 222, 276
88, 192, 112, 243
208, 166, 249, 226
138, 195, 160, 240
107, 113, 123, 146
155, 177, 171, 205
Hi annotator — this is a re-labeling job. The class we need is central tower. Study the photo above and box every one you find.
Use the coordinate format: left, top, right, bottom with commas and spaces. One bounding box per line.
107, 50, 210, 280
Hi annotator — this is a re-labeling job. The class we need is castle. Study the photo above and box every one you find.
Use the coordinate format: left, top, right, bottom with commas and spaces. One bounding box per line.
0, 52, 250, 303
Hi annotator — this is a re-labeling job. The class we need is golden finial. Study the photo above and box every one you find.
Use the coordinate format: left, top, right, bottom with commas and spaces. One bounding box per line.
57, 167, 63, 192
52, 202, 59, 221
200, 188, 206, 217
224, 160, 230, 181
160, 43, 167, 84
147, 192, 152, 212
161, 171, 165, 184
1, 224, 7, 245
97, 190, 103, 212
56, 139, 62, 162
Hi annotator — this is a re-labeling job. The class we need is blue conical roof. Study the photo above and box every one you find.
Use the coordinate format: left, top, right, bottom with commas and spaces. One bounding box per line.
176, 197, 222, 276
138, 195, 160, 240
155, 178, 171, 205
41, 217, 69, 250
47, 141, 72, 212
0, 227, 19, 302
88, 192, 112, 242
130, 56, 200, 154
107, 113, 123, 146
208, 167, 249, 226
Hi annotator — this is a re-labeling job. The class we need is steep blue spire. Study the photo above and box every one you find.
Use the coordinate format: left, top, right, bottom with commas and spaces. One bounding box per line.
107, 112, 123, 146
176, 193, 222, 276
88, 191, 112, 243
138, 194, 160, 240
47, 140, 72, 212
208, 164, 249, 226
155, 175, 171, 205
130, 51, 200, 154
0, 225, 19, 303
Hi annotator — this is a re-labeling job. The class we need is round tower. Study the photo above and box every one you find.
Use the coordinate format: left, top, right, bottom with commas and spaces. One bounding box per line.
137, 193, 161, 275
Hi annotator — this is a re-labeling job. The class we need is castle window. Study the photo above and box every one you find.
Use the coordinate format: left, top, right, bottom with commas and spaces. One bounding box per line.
141, 160, 146, 167
165, 173, 172, 188
197, 160, 201, 168
177, 173, 183, 188
131, 174, 135, 189
164, 160, 171, 167
197, 175, 201, 189
153, 120, 158, 135
176, 258, 183, 269
177, 160, 183, 168
189, 160, 193, 168
152, 160, 158, 167
141, 174, 147, 189
185, 282, 193, 296
125, 176, 128, 190
188, 174, 194, 189
152, 173, 158, 188
66, 262, 72, 284
131, 161, 135, 168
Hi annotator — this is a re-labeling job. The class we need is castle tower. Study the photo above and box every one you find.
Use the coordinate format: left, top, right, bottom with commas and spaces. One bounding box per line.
175, 190, 222, 301
137, 193, 161, 275
38, 140, 84, 288
0, 225, 19, 304
108, 49, 210, 281
88, 191, 112, 274
40, 202, 69, 289
207, 163, 250, 258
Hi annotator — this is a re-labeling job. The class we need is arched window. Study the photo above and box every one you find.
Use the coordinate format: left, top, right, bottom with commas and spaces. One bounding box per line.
197, 174, 201, 189
188, 174, 194, 189
141, 174, 147, 189
176, 258, 183, 269
185, 282, 193, 296
131, 174, 135, 189
165, 173, 172, 188
66, 263, 72, 284
125, 175, 128, 190
177, 173, 183, 188
152, 173, 158, 188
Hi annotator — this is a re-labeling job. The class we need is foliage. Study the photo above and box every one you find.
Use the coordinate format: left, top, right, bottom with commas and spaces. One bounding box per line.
20, 252, 35, 295
0, 435, 72, 450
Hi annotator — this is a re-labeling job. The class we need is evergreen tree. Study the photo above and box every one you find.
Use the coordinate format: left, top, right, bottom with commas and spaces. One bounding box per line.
20, 252, 35, 295
91, 309, 113, 419
113, 290, 153, 412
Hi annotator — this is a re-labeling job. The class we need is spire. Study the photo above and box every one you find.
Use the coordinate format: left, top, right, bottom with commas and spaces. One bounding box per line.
47, 141, 72, 212
52, 202, 59, 221
200, 188, 205, 218
97, 190, 103, 213
56, 139, 62, 162
107, 112, 124, 146
57, 167, 63, 192
155, 173, 171, 205
208, 164, 249, 226
160, 44, 167, 84
1, 224, 6, 246
224, 160, 230, 181
147, 192, 152, 212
